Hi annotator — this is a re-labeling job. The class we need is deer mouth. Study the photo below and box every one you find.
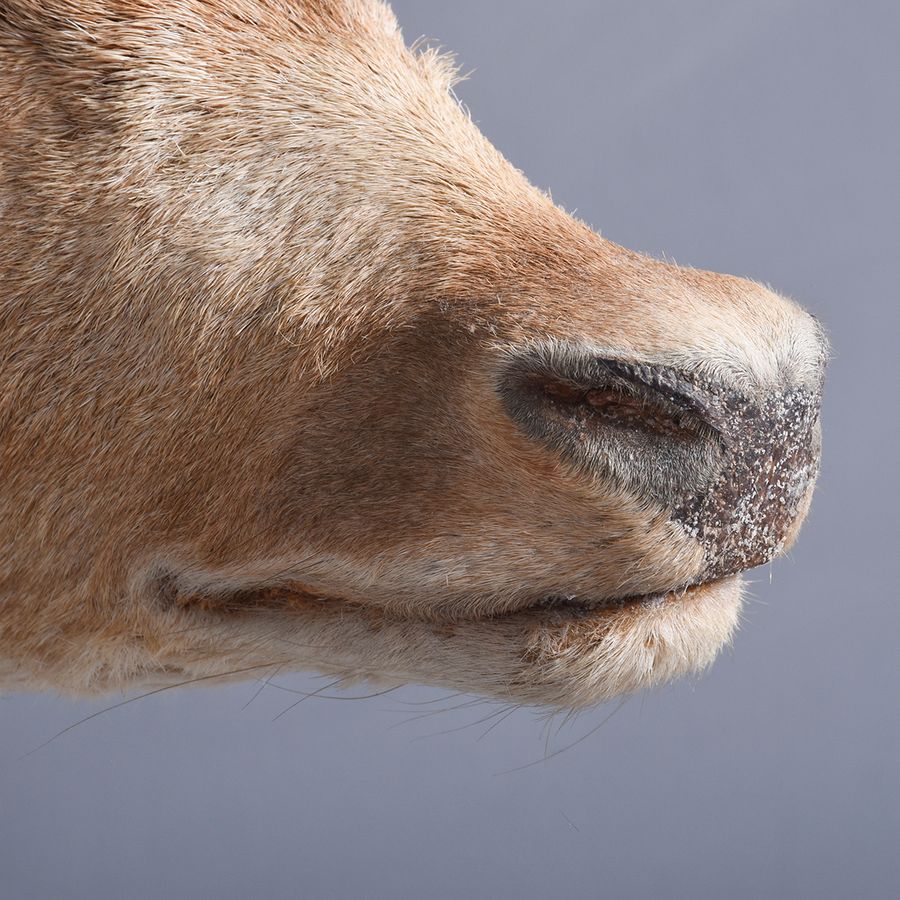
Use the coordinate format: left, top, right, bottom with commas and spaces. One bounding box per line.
532, 579, 721, 615
171, 573, 730, 623
165, 572, 741, 708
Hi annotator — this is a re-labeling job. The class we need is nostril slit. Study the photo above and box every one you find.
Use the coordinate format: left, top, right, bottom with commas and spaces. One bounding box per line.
500, 348, 729, 449
533, 375, 718, 444
585, 388, 679, 436
499, 345, 732, 508
541, 380, 586, 405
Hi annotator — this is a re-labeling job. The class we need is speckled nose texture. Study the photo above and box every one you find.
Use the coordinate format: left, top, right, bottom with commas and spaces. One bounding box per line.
673, 380, 823, 580
499, 345, 824, 578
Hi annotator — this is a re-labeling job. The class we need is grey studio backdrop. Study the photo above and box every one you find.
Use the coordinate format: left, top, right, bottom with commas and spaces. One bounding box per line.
1, 3, 897, 899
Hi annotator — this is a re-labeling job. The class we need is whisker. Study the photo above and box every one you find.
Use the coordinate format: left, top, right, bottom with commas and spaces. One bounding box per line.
266, 681, 402, 703
494, 697, 630, 776
397, 691, 467, 707
410, 702, 510, 742
19, 663, 277, 760
271, 676, 346, 722
240, 664, 283, 711
387, 696, 489, 730
476, 705, 518, 741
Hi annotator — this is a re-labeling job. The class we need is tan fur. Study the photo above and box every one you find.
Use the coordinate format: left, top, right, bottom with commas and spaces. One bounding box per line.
0, 1, 824, 707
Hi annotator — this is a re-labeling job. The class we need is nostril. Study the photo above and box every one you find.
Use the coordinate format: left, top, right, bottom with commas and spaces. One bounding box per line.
541, 380, 586, 405
498, 346, 729, 504
582, 382, 713, 443
529, 357, 725, 445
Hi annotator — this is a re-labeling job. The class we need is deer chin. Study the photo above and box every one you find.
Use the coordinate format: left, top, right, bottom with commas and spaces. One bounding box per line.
165, 575, 742, 709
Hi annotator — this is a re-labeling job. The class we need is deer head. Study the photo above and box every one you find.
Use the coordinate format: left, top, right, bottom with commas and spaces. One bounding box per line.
0, 0, 825, 707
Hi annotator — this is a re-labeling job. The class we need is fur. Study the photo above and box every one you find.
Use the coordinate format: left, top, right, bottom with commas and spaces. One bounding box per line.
0, 0, 824, 707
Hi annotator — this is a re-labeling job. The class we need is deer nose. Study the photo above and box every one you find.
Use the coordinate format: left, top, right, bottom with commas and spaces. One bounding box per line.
499, 338, 825, 579
671, 371, 823, 579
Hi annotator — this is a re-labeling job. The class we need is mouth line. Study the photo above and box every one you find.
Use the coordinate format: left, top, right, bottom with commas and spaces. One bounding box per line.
159, 573, 743, 710
531, 578, 721, 616
172, 576, 725, 627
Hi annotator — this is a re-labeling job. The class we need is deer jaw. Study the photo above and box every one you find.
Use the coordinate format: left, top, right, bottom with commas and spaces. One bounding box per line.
0, 0, 825, 707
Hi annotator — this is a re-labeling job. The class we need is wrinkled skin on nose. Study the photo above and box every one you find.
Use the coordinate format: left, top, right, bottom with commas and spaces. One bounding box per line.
673, 378, 823, 580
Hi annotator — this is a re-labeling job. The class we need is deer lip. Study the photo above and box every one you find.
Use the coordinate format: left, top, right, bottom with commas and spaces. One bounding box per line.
160, 574, 741, 711
170, 575, 727, 625
529, 578, 725, 617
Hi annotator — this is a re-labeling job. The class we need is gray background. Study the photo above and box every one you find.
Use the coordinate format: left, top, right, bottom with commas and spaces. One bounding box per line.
1, 2, 897, 898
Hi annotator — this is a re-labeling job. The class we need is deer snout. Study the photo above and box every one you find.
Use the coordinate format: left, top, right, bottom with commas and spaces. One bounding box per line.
672, 365, 824, 580
499, 325, 825, 583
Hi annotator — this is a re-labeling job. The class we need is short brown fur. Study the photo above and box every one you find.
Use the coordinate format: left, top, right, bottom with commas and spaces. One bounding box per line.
0, 1, 824, 706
